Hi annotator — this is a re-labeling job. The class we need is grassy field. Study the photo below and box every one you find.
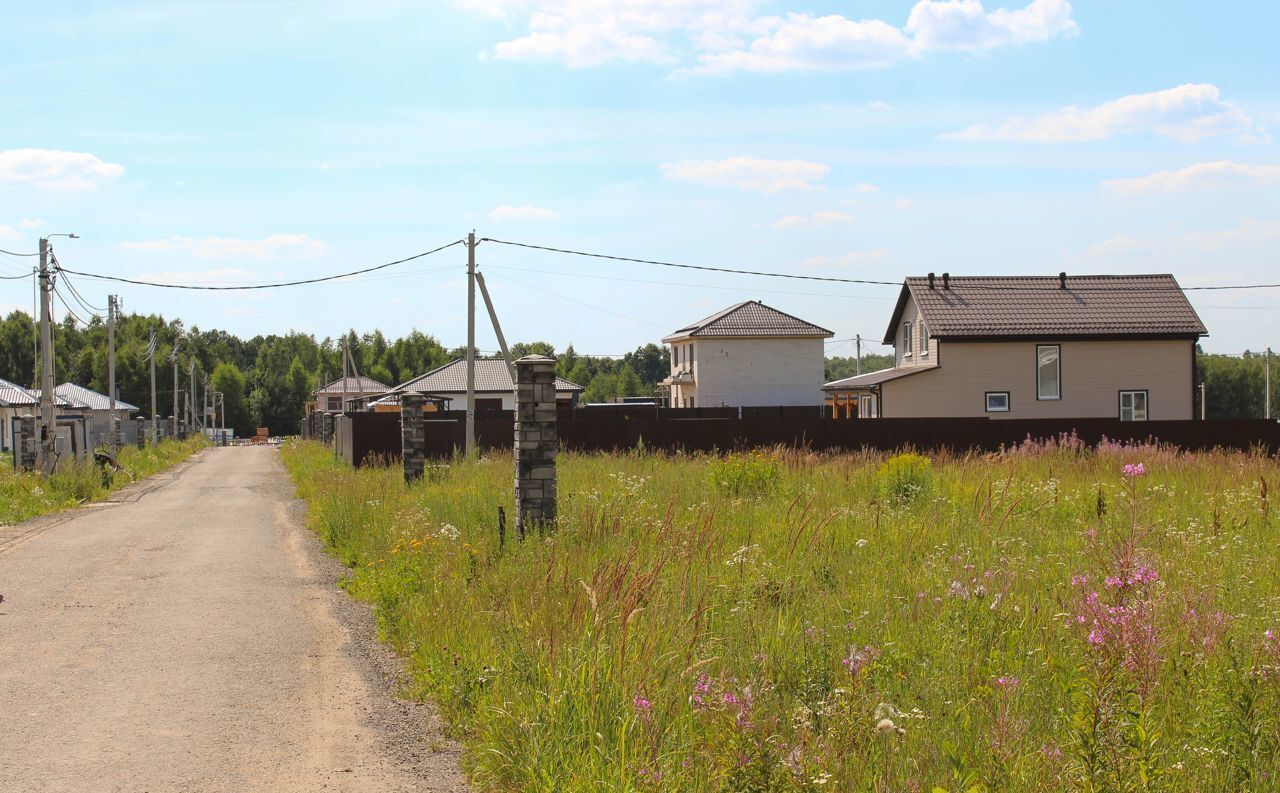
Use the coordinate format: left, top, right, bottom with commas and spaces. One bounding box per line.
283, 439, 1280, 792
0, 438, 207, 526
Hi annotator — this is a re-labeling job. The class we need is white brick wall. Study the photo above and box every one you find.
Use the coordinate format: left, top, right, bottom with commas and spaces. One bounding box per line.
683, 337, 827, 407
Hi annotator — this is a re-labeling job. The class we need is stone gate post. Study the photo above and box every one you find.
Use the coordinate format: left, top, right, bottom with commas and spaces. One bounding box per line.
514, 355, 558, 535
401, 393, 426, 483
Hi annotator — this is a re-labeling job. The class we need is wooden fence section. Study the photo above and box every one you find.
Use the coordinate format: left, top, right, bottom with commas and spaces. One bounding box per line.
317, 408, 1280, 467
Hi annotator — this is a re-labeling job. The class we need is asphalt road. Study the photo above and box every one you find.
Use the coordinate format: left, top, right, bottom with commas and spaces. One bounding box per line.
0, 446, 466, 792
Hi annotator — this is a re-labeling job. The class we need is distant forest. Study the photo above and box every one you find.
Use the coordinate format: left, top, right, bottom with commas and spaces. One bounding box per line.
0, 311, 1272, 435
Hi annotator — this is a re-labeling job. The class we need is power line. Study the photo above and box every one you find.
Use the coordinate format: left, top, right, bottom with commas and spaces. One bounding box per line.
0, 270, 32, 280
479, 237, 1280, 292
53, 285, 93, 327
53, 258, 108, 313
0, 247, 38, 257
56, 239, 466, 291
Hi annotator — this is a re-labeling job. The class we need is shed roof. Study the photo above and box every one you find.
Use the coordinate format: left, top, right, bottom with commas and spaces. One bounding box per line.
664, 301, 834, 342
314, 375, 390, 395
55, 383, 139, 411
0, 377, 39, 407
390, 359, 584, 395
822, 366, 937, 391
886, 274, 1208, 344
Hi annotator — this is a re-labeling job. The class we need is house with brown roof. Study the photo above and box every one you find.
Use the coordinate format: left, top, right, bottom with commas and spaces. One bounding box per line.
823, 273, 1207, 420
659, 301, 834, 408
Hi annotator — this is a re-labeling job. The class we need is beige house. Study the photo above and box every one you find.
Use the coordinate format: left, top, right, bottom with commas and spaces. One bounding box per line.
375, 359, 583, 412
660, 301, 834, 408
824, 273, 1207, 420
311, 375, 390, 413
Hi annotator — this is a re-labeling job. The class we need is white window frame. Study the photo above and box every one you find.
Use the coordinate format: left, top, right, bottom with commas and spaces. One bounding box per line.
985, 392, 1010, 412
1036, 345, 1061, 401
902, 321, 913, 358
919, 321, 929, 357
1119, 390, 1148, 421
859, 394, 876, 418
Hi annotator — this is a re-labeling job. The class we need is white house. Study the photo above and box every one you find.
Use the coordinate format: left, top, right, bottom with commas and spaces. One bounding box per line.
379, 359, 583, 411
659, 301, 834, 408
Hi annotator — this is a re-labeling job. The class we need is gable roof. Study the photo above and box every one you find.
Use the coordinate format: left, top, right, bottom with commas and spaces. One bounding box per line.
0, 377, 39, 407
314, 375, 390, 395
55, 383, 139, 411
27, 388, 85, 409
663, 301, 834, 343
390, 359, 584, 395
885, 274, 1208, 344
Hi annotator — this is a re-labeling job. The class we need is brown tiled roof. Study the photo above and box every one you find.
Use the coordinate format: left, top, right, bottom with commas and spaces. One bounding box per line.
314, 375, 390, 395
822, 366, 938, 391
664, 301, 834, 342
390, 359, 583, 395
885, 274, 1207, 344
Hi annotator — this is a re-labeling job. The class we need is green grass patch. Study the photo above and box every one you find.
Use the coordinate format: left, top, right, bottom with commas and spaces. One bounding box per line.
0, 438, 207, 525
283, 440, 1280, 792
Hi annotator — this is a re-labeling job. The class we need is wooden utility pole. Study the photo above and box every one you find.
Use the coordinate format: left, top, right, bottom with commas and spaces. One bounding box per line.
107, 295, 118, 451
1266, 347, 1272, 420
171, 343, 180, 437
465, 231, 476, 459
38, 238, 56, 476
148, 328, 158, 445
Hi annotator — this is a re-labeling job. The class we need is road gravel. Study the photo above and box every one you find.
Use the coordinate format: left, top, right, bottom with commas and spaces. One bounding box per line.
0, 446, 467, 792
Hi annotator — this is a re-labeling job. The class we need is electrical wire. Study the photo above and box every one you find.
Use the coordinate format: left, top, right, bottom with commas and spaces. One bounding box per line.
53, 285, 93, 327
479, 237, 1280, 292
56, 239, 466, 291
0, 247, 38, 256
53, 258, 108, 313
0, 270, 32, 280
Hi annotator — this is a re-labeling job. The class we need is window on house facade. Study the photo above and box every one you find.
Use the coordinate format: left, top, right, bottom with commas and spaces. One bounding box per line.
985, 392, 1010, 412
1036, 345, 1061, 400
859, 394, 876, 418
919, 322, 930, 357
902, 321, 913, 358
328, 397, 342, 411
673, 345, 680, 366
1119, 390, 1148, 421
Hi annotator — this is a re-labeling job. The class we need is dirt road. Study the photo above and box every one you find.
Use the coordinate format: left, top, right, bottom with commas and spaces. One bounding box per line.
0, 446, 466, 792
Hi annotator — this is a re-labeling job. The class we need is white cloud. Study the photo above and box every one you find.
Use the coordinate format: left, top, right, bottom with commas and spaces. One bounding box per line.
772, 214, 808, 229
894, 198, 913, 209
905, 0, 1077, 52
946, 83, 1261, 143
120, 233, 329, 259
0, 226, 21, 241
855, 182, 881, 194
18, 218, 44, 229
0, 148, 124, 191
463, 0, 1077, 72
489, 204, 561, 221
772, 209, 854, 228
1102, 161, 1280, 194
660, 157, 829, 192
802, 248, 890, 268
1090, 219, 1280, 258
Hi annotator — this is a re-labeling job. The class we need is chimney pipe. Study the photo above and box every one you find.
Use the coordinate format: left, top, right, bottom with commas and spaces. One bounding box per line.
942, 272, 950, 289
1059, 271, 1067, 289
928, 272, 935, 289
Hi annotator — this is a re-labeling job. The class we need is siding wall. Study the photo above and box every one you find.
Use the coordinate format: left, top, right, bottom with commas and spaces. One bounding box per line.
882, 339, 1195, 419
892, 299, 938, 367
690, 337, 827, 407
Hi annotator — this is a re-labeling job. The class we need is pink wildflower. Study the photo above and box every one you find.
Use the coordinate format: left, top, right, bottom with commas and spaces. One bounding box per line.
1071, 574, 1089, 587
1087, 628, 1107, 645
1104, 576, 1124, 589
1122, 462, 1147, 478
995, 675, 1020, 689
633, 694, 652, 714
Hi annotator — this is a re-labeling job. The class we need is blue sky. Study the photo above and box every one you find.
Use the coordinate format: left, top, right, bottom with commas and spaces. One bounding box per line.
1, 0, 1277, 357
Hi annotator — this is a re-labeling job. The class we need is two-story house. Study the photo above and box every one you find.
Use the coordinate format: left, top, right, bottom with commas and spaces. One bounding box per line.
660, 301, 834, 408
823, 273, 1207, 420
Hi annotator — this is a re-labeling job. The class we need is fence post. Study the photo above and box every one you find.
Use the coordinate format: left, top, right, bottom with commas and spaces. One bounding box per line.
514, 354, 558, 535
401, 393, 426, 483
135, 416, 145, 449
18, 413, 37, 471
320, 412, 334, 445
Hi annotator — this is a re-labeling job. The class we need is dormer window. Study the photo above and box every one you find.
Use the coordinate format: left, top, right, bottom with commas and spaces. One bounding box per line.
902, 321, 913, 357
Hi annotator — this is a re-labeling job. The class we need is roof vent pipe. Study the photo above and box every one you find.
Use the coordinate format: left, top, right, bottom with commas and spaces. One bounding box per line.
928, 272, 935, 289
1059, 271, 1067, 289
942, 272, 950, 289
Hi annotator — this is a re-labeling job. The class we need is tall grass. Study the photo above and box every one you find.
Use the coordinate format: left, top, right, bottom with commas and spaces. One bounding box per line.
283, 440, 1280, 792
0, 438, 206, 525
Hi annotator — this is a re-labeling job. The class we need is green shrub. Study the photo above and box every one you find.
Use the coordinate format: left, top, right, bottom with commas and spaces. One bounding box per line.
709, 450, 782, 496
874, 452, 931, 503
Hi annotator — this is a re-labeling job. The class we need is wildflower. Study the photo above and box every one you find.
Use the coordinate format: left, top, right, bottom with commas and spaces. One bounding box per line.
875, 718, 905, 736
995, 675, 1020, 689
1122, 462, 1147, 478
633, 694, 652, 715
1129, 564, 1159, 585
1104, 576, 1124, 589
855, 538, 868, 548
1266, 629, 1276, 642
1041, 743, 1064, 762
1071, 574, 1089, 587
842, 645, 879, 675
1087, 628, 1107, 645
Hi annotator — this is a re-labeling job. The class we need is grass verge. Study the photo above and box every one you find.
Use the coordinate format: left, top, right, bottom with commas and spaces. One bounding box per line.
284, 438, 1280, 792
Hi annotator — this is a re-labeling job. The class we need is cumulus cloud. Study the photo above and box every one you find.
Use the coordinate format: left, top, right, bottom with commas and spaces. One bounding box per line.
120, 233, 329, 259
489, 204, 561, 221
1091, 219, 1280, 259
772, 209, 853, 228
0, 218, 45, 241
462, 0, 1078, 72
855, 182, 881, 194
802, 248, 890, 268
661, 157, 829, 192
1102, 161, 1280, 194
0, 149, 124, 191
946, 83, 1260, 143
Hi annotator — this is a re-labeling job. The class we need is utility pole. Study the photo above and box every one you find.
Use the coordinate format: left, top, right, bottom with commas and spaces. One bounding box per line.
38, 238, 56, 476
107, 295, 118, 451
31, 266, 39, 388
202, 373, 209, 435
856, 334, 862, 376
188, 359, 196, 432
171, 342, 180, 437
1200, 382, 1206, 420
465, 231, 477, 459
1266, 347, 1272, 420
148, 328, 158, 446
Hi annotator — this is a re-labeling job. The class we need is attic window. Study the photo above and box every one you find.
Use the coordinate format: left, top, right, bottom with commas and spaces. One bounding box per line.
919, 322, 929, 357
902, 321, 913, 358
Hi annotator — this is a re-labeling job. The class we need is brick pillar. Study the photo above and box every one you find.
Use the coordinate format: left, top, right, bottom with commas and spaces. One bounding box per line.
514, 355, 558, 535
136, 416, 145, 449
178, 420, 186, 440
18, 413, 37, 471
320, 412, 334, 445
112, 415, 124, 452
401, 393, 426, 483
